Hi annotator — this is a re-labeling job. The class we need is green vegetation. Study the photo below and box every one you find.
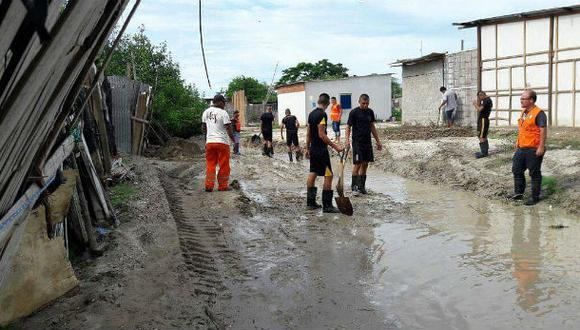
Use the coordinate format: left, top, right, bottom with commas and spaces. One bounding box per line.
226, 76, 275, 103
542, 176, 561, 195
391, 78, 402, 98
98, 26, 207, 137
391, 107, 402, 121
109, 182, 137, 208
277, 59, 348, 86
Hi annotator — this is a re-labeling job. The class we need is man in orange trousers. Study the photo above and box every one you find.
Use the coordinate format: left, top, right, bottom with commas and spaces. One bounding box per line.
202, 94, 235, 191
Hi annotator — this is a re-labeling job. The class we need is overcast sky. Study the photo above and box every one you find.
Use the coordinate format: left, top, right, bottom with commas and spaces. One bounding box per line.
122, 0, 578, 95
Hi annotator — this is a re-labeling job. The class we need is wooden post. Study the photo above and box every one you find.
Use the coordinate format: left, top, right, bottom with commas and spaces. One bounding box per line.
233, 90, 247, 127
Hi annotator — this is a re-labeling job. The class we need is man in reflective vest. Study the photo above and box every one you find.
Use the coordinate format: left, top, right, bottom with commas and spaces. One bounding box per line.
512, 89, 547, 205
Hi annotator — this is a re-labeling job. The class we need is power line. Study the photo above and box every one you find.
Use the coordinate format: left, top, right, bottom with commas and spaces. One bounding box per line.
198, 0, 211, 89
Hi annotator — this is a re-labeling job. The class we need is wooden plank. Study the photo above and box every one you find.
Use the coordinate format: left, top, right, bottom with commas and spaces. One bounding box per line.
0, 1, 123, 215
0, 134, 75, 250
132, 89, 150, 154
80, 134, 112, 219
93, 78, 112, 173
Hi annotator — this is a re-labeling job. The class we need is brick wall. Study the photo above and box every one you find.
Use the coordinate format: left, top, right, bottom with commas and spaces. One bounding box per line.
402, 60, 444, 125
444, 49, 478, 126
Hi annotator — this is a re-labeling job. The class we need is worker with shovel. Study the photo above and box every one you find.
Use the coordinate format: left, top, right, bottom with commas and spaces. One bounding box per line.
345, 94, 382, 194
305, 93, 344, 213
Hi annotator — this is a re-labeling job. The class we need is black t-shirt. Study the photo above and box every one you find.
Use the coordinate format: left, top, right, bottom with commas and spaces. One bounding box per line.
535, 111, 547, 127
479, 97, 493, 118
260, 112, 274, 131
308, 108, 328, 151
347, 107, 376, 145
282, 115, 298, 133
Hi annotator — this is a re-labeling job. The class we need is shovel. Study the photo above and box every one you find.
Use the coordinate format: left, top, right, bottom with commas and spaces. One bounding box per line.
335, 147, 353, 216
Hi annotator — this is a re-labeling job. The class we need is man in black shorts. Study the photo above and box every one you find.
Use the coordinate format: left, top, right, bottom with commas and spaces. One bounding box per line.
472, 91, 493, 158
281, 108, 300, 162
306, 93, 344, 213
260, 105, 275, 157
345, 94, 382, 194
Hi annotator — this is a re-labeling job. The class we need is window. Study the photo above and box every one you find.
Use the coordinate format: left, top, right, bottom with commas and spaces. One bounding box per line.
340, 94, 352, 109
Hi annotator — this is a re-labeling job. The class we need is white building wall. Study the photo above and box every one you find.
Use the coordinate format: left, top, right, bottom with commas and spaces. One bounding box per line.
277, 91, 307, 124
303, 74, 392, 123
480, 13, 580, 127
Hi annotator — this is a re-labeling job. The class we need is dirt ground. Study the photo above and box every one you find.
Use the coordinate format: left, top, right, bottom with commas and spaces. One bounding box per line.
13, 124, 580, 329
376, 124, 580, 215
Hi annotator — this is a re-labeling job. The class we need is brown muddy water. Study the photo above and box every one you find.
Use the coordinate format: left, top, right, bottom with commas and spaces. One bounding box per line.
212, 149, 580, 329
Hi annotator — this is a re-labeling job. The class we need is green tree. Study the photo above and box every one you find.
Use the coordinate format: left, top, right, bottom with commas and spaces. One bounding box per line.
277, 59, 349, 85
98, 26, 206, 137
225, 76, 275, 103
391, 77, 402, 98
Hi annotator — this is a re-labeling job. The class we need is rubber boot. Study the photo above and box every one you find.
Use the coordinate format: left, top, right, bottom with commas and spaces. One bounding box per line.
269, 146, 274, 155
525, 179, 541, 205
307, 187, 321, 209
512, 177, 525, 200
475, 142, 486, 158
266, 146, 273, 158
295, 151, 302, 161
482, 140, 489, 156
358, 175, 368, 194
262, 145, 268, 156
351, 175, 359, 192
322, 190, 339, 213
288, 152, 293, 162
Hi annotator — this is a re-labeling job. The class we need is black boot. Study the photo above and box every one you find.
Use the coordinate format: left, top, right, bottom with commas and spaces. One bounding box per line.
269, 146, 274, 155
359, 175, 368, 194
288, 152, 293, 162
351, 175, 359, 192
266, 146, 273, 158
295, 150, 302, 161
512, 177, 525, 200
482, 140, 489, 156
307, 187, 321, 209
322, 190, 339, 213
475, 142, 487, 158
525, 179, 541, 205
262, 145, 268, 156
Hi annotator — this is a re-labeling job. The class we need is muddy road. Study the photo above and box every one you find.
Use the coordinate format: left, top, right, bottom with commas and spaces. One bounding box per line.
17, 141, 580, 329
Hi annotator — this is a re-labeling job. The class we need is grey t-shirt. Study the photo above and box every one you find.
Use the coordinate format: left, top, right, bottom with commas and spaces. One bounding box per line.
442, 90, 458, 111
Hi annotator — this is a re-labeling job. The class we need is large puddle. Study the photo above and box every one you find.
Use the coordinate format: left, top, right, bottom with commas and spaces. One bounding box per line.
229, 152, 580, 329
367, 170, 580, 329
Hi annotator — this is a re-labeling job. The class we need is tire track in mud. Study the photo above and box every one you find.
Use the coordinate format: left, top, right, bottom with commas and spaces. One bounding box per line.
158, 164, 251, 328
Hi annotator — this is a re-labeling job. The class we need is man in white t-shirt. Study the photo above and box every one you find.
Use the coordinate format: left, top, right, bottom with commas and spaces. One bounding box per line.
438, 86, 458, 127
201, 94, 235, 192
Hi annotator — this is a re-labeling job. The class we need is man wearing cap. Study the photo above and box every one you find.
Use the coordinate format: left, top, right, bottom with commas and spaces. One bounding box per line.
305, 93, 344, 213
201, 95, 235, 192
512, 89, 547, 205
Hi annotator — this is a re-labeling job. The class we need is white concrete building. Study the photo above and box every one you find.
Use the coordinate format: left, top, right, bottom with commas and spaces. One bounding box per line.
455, 5, 580, 127
275, 74, 392, 125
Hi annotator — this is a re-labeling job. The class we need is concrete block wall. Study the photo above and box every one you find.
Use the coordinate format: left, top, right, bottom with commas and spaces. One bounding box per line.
444, 49, 478, 126
402, 60, 444, 125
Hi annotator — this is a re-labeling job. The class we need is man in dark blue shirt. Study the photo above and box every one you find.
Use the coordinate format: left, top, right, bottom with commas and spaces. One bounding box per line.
306, 93, 344, 213
473, 91, 493, 158
260, 106, 275, 157
345, 94, 383, 194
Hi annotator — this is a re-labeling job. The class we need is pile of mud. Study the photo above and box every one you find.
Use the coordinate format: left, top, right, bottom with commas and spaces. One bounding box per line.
144, 137, 202, 160
384, 125, 474, 140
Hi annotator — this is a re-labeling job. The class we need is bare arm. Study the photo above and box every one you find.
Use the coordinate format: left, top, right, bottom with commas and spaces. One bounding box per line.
370, 122, 382, 150
280, 122, 285, 138
318, 124, 342, 152
438, 100, 447, 111
202, 123, 207, 139
225, 124, 234, 142
472, 99, 483, 112
345, 124, 351, 145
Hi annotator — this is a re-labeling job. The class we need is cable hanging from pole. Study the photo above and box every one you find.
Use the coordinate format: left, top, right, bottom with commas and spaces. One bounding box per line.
199, 0, 212, 89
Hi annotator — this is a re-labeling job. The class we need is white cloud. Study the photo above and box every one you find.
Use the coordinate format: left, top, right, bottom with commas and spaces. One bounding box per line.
120, 0, 577, 94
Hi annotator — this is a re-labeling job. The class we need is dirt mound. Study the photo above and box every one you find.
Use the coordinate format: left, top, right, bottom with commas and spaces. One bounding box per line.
144, 137, 202, 160
383, 124, 473, 140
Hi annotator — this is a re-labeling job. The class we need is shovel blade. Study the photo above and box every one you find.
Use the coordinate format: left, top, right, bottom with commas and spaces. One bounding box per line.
335, 196, 353, 216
